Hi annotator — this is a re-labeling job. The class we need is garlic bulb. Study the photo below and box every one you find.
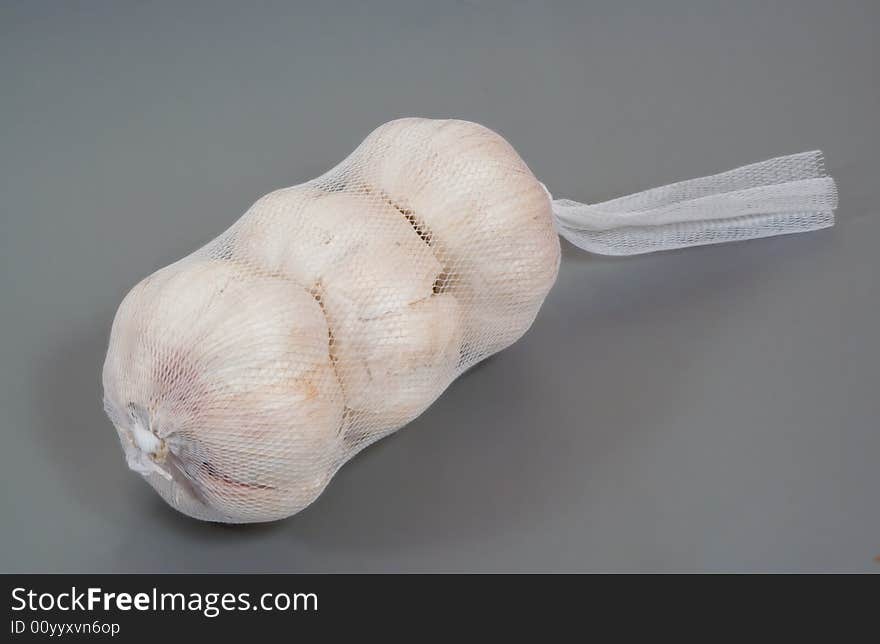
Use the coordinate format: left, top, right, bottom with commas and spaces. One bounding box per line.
357, 118, 561, 357
233, 187, 461, 435
102, 259, 344, 522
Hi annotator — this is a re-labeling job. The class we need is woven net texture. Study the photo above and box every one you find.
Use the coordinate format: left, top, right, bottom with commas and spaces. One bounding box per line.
102, 118, 561, 523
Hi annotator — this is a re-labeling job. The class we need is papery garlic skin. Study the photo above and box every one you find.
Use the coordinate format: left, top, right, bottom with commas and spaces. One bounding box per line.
102, 259, 344, 522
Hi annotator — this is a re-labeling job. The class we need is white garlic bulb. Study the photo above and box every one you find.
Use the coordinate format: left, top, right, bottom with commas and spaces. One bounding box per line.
102, 259, 344, 522
357, 118, 561, 357
233, 187, 462, 435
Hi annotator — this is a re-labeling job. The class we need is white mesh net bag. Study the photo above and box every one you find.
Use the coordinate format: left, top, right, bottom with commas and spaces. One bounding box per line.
102, 118, 837, 523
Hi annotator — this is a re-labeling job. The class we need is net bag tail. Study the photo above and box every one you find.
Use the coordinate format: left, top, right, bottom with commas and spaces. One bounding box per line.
550, 150, 838, 255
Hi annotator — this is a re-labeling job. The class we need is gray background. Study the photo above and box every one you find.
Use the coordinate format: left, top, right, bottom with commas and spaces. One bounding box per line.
1, 0, 877, 573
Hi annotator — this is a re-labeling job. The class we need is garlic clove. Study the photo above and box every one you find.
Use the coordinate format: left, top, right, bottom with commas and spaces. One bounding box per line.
411, 170, 559, 356
232, 187, 352, 286
315, 220, 456, 432
316, 224, 442, 320
333, 293, 464, 440
232, 188, 430, 292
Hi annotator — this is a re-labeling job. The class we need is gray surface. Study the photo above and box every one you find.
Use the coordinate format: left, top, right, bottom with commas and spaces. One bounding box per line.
1, 0, 878, 573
